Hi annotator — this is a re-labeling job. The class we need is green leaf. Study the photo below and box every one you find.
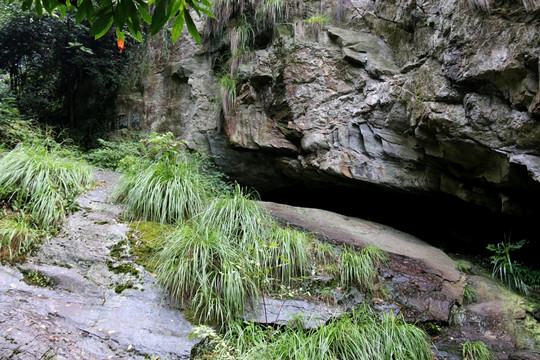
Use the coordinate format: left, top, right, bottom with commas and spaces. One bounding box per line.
35, 0, 43, 17
90, 12, 114, 39
22, 0, 33, 11
74, 2, 87, 23
195, 5, 215, 19
58, 4, 67, 18
116, 27, 125, 41
171, 10, 184, 44
41, 0, 56, 13
167, 0, 182, 21
83, 0, 95, 22
126, 18, 143, 42
136, 3, 152, 24
114, 0, 128, 29
184, 10, 200, 44
150, 0, 168, 35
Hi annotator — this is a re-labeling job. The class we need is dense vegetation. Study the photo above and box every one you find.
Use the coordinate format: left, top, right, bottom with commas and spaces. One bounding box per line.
0, 101, 93, 260
0, 4, 134, 147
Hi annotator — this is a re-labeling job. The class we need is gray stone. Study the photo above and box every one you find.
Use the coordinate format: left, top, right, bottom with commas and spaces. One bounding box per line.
0, 169, 198, 360
116, 0, 540, 217
243, 297, 343, 329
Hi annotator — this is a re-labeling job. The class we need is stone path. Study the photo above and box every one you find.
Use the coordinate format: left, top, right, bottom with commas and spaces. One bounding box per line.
0, 169, 197, 360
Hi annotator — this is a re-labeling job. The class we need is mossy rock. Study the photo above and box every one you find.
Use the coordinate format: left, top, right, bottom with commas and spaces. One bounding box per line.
128, 221, 173, 271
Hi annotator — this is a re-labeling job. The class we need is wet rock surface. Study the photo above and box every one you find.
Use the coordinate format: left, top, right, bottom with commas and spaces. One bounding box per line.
244, 297, 343, 329
0, 169, 198, 360
261, 201, 540, 359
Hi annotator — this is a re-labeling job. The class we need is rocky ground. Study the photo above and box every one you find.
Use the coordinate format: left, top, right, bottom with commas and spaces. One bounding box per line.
0, 169, 538, 359
0, 169, 197, 360
262, 202, 540, 359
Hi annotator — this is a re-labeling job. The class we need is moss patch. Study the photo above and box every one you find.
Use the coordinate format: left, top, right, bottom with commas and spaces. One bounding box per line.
22, 270, 54, 287
114, 281, 134, 294
128, 221, 172, 271
107, 261, 139, 276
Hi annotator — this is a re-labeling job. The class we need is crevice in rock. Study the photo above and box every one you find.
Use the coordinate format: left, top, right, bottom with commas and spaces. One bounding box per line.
259, 182, 540, 268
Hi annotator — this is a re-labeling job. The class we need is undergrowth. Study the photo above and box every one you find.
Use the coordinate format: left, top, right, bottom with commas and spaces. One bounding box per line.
0, 144, 93, 229
0, 102, 93, 260
83, 135, 146, 170
463, 283, 478, 304
462, 340, 495, 360
0, 213, 43, 260
114, 132, 229, 223
192, 303, 433, 360
487, 239, 531, 296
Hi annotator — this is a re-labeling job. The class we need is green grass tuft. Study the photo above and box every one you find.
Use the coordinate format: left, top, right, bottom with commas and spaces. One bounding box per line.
0, 213, 42, 260
194, 304, 433, 360
463, 283, 478, 304
155, 186, 314, 325
0, 144, 93, 229
340, 245, 389, 295
155, 221, 258, 325
455, 260, 473, 274
462, 341, 495, 360
114, 158, 212, 223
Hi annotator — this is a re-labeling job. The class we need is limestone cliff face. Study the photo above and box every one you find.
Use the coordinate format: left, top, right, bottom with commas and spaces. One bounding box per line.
116, 0, 540, 217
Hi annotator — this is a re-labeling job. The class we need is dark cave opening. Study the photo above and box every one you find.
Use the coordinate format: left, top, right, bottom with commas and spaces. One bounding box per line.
259, 184, 540, 268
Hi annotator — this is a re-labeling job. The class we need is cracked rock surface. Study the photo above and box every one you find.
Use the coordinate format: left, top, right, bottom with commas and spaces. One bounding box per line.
0, 169, 198, 360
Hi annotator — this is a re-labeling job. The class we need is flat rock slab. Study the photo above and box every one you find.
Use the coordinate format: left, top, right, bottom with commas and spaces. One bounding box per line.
0, 169, 198, 360
261, 201, 464, 323
244, 297, 343, 329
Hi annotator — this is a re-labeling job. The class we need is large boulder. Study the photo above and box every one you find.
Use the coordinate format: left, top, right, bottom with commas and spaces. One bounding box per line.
116, 0, 540, 224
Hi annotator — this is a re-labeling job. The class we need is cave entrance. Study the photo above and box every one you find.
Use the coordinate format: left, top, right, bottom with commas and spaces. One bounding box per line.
259, 184, 540, 268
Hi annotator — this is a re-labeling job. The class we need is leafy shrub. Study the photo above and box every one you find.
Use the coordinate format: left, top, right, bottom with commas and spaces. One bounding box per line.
83, 137, 145, 170
0, 144, 93, 229
0, 98, 45, 149
462, 341, 495, 360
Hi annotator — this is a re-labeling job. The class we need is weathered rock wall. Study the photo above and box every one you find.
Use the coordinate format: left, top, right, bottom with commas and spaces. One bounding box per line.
116, 0, 540, 218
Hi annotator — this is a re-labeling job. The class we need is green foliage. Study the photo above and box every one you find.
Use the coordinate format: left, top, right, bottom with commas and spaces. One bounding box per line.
83, 137, 145, 170
114, 132, 228, 223
455, 260, 473, 274
22, 269, 53, 287
487, 239, 530, 295
0, 144, 93, 229
0, 8, 136, 146
0, 99, 45, 150
0, 213, 42, 260
155, 186, 311, 325
114, 157, 212, 223
156, 220, 259, 325
194, 304, 433, 360
13, 0, 214, 44
462, 341, 495, 360
217, 72, 238, 118
463, 283, 478, 304
340, 245, 389, 295
304, 14, 330, 25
